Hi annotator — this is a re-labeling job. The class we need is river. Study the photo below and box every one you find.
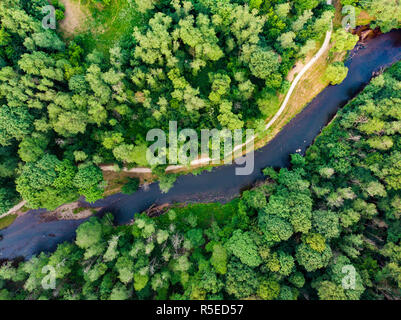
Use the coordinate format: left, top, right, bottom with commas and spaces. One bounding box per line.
2, 29, 401, 260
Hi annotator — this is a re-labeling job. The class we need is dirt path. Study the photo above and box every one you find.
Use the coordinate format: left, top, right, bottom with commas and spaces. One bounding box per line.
3, 201, 26, 218
58, 0, 88, 36
286, 59, 306, 83
264, 9, 333, 133
102, 0, 334, 175
5, 1, 334, 216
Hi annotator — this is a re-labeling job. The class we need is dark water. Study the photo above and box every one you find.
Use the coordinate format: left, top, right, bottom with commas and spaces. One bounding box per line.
2, 30, 401, 260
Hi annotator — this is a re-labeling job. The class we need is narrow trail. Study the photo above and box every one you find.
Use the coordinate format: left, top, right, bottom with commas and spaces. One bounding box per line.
101, 0, 334, 174
4, 0, 335, 217
3, 29, 401, 260
1, 0, 89, 218
264, 8, 333, 132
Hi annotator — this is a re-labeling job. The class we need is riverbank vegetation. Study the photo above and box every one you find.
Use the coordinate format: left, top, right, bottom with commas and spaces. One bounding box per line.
0, 214, 17, 230
344, 0, 401, 33
4, 0, 398, 217
0, 0, 339, 214
2, 60, 401, 299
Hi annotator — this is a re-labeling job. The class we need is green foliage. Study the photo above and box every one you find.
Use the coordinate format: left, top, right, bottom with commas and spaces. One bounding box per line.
73, 163, 104, 203
159, 174, 177, 193
363, 0, 401, 33
296, 243, 332, 272
2, 0, 401, 302
331, 29, 359, 53
258, 278, 280, 300
225, 259, 259, 299
226, 230, 262, 267
0, 213, 17, 230
75, 217, 103, 250
249, 48, 280, 79
134, 0, 159, 13
121, 177, 140, 195
312, 210, 340, 239
325, 62, 349, 85
0, 0, 333, 214
210, 243, 228, 275
16, 155, 77, 210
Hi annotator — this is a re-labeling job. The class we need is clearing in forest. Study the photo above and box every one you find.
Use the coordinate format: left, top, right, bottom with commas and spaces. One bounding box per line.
58, 0, 89, 36
58, 0, 145, 54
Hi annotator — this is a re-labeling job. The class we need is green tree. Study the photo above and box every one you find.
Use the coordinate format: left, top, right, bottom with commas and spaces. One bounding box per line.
73, 164, 104, 203
249, 48, 280, 80
325, 62, 348, 85
296, 243, 332, 272
331, 29, 359, 53
226, 230, 262, 267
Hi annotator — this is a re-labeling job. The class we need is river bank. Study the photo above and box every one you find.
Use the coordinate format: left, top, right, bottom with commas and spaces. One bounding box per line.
2, 29, 401, 261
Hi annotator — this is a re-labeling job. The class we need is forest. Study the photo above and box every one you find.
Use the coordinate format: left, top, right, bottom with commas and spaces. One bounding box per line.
1, 0, 398, 214
1, 0, 401, 301
0, 0, 337, 214
1, 59, 401, 300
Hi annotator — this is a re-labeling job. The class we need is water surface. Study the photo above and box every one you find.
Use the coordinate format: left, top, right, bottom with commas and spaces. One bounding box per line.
2, 30, 401, 260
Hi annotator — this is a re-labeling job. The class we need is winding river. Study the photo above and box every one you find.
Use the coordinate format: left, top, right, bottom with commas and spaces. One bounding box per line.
2, 30, 401, 260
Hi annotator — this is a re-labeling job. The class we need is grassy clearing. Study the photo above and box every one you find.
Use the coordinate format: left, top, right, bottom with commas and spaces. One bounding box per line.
58, 0, 89, 36
0, 214, 17, 230
62, 0, 146, 55
156, 200, 240, 231
102, 170, 155, 196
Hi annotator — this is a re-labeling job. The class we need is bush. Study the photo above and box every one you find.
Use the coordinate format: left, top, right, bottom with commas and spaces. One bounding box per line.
159, 174, 177, 194
325, 62, 349, 85
121, 178, 140, 195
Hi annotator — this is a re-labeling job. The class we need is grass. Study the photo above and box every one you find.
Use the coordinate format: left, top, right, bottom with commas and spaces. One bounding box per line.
20, 206, 29, 213
65, 0, 146, 55
156, 200, 240, 231
73, 207, 86, 214
102, 170, 154, 196
0, 214, 18, 230
259, 91, 283, 120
